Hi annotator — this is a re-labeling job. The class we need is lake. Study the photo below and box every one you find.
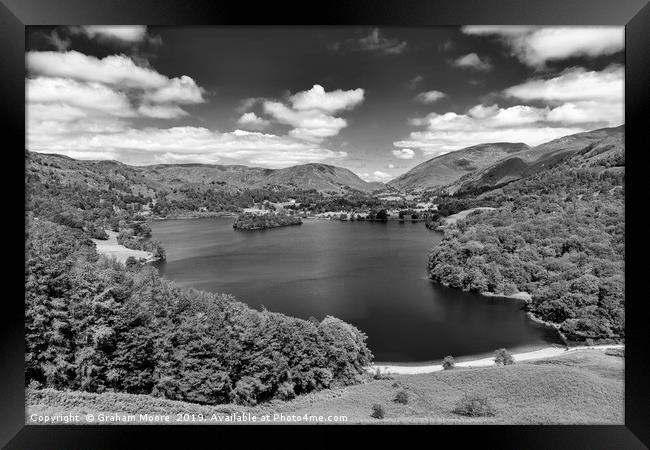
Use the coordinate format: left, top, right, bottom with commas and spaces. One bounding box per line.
150, 217, 561, 362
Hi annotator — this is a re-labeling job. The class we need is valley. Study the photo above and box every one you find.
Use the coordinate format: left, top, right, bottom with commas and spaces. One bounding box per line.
25, 125, 625, 417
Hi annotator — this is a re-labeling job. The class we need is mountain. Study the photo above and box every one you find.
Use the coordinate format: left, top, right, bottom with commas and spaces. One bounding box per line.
140, 162, 383, 193
388, 126, 624, 194
27, 151, 381, 194
448, 125, 624, 194
387, 142, 529, 191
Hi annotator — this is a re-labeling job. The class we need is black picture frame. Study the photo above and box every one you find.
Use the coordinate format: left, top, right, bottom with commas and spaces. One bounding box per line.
3, 0, 648, 447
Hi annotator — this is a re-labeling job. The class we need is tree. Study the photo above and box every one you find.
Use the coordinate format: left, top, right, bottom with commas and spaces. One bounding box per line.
494, 348, 514, 365
277, 381, 296, 400
88, 226, 109, 240
371, 403, 385, 419
375, 209, 388, 221
125, 256, 138, 270
453, 393, 495, 417
442, 356, 455, 370
394, 390, 409, 404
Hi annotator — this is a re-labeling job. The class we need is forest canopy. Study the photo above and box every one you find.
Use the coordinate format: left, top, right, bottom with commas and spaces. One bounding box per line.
428, 161, 624, 343
233, 212, 303, 230
25, 218, 373, 405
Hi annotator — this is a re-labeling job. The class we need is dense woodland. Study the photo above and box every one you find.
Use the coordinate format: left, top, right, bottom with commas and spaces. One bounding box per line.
233, 212, 303, 230
428, 153, 625, 343
25, 151, 374, 404
117, 226, 166, 260
25, 218, 373, 405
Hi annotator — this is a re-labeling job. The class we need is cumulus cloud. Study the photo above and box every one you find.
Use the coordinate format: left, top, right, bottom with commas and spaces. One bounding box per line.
414, 90, 446, 103
452, 53, 492, 71
396, 123, 582, 157
289, 84, 364, 113
359, 171, 392, 182
70, 26, 149, 44
27, 77, 136, 118
264, 101, 347, 142
331, 28, 407, 55
28, 113, 128, 137
504, 64, 623, 103
237, 112, 271, 130
400, 100, 619, 156
27, 125, 349, 168
27, 51, 205, 104
392, 148, 415, 159
261, 85, 364, 143
397, 64, 623, 157
462, 26, 623, 67
137, 104, 188, 119
26, 49, 207, 157
26, 47, 355, 168
505, 65, 623, 126
142, 75, 205, 104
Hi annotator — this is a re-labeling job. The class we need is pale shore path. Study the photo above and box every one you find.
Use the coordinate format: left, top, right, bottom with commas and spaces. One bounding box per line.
372, 344, 624, 375
442, 207, 496, 225
92, 230, 155, 264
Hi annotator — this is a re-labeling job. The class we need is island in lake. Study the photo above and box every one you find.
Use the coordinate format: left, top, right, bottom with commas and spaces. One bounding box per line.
233, 212, 303, 230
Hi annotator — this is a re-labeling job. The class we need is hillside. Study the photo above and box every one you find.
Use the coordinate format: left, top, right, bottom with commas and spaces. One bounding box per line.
448, 126, 624, 194
427, 125, 625, 343
26, 218, 372, 408
139, 162, 382, 193
28, 152, 381, 194
26, 151, 385, 229
27, 349, 623, 424
387, 142, 529, 191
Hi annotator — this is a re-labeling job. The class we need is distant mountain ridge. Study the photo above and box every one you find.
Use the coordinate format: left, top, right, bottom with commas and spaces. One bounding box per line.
388, 125, 624, 193
448, 125, 624, 194
141, 162, 383, 193
387, 142, 529, 190
27, 152, 383, 194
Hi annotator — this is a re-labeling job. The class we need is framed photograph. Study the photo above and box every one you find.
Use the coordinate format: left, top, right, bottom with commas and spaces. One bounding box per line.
3, 0, 649, 447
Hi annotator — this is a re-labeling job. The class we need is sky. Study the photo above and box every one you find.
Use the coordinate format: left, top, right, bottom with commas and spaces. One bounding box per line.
26, 26, 624, 182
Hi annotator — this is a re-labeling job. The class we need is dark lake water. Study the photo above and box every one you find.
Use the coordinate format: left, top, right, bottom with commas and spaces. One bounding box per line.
150, 217, 561, 362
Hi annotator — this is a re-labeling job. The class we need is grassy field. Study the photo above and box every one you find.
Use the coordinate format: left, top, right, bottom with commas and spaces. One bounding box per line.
27, 349, 623, 425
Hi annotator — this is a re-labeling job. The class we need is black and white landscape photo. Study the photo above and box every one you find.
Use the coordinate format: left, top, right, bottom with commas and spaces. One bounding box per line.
25, 25, 625, 424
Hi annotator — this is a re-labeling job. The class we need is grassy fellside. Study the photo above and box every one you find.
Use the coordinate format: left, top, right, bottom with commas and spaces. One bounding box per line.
27, 349, 623, 425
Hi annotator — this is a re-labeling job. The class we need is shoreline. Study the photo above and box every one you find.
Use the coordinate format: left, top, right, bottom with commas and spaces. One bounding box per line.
92, 230, 158, 264
432, 211, 570, 343
481, 290, 532, 301
150, 212, 237, 221
433, 282, 569, 346
145, 212, 609, 366
371, 344, 623, 375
